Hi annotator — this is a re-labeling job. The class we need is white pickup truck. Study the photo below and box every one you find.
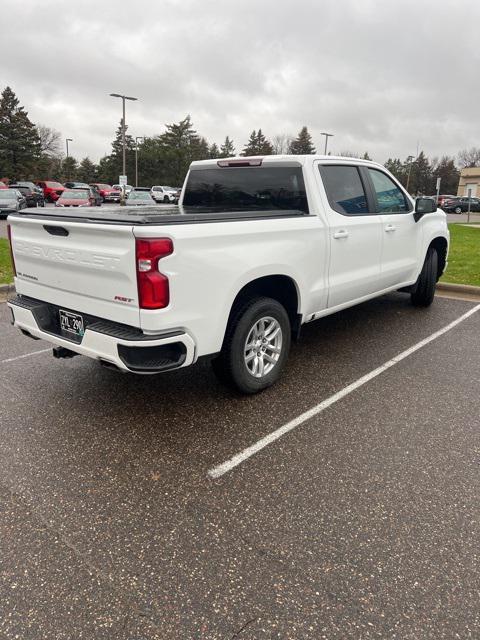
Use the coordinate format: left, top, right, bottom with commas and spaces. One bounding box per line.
7, 155, 448, 393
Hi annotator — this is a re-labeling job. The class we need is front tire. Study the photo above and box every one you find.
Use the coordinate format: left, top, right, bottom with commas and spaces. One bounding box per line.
211, 296, 291, 394
454, 206, 462, 214
411, 247, 438, 307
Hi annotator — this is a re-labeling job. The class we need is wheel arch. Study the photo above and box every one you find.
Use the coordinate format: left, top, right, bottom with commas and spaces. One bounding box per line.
225, 274, 302, 341
428, 236, 448, 281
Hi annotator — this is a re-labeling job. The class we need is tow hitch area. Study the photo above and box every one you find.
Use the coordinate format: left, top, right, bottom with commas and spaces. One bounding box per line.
52, 346, 79, 359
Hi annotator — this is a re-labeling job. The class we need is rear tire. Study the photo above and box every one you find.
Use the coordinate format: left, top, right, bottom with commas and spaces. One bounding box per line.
163, 196, 169, 203
411, 247, 438, 307
454, 206, 462, 214
211, 296, 291, 394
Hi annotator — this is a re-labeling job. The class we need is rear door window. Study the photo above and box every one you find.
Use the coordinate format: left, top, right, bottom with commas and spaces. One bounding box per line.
183, 166, 309, 214
319, 165, 369, 215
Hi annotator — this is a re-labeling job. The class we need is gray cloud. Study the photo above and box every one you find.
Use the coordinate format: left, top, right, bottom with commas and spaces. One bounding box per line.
2, 0, 479, 164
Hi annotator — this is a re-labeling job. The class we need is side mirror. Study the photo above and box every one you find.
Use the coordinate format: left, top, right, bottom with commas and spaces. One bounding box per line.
414, 197, 436, 221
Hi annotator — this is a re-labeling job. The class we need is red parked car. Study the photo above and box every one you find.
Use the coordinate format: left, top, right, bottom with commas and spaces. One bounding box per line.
0, 181, 7, 189
36, 180, 65, 202
55, 189, 96, 208
90, 183, 121, 202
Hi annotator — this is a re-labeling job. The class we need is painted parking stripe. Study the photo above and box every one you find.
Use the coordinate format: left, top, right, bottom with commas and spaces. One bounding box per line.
1, 348, 51, 364
208, 303, 480, 479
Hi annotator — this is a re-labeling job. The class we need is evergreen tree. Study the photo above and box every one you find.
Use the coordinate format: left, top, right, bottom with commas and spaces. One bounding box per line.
384, 158, 406, 185
409, 151, 431, 195
242, 129, 273, 156
159, 115, 205, 185
109, 119, 136, 183
219, 135, 235, 157
209, 142, 220, 159
431, 156, 459, 194
362, 152, 372, 161
0, 86, 41, 179
77, 157, 97, 183
289, 126, 316, 154
61, 156, 78, 182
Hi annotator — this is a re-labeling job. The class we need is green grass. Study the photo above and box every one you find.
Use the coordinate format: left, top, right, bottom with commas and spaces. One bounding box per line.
0, 238, 13, 285
441, 224, 480, 287
0, 223, 478, 288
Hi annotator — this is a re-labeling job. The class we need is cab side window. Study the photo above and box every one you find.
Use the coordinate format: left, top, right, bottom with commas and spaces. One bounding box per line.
320, 165, 369, 215
367, 169, 408, 213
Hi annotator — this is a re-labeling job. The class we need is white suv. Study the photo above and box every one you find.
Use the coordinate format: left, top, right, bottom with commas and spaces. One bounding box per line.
151, 186, 177, 203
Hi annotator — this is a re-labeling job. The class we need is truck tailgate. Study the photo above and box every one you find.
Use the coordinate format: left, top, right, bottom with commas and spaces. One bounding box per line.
9, 216, 140, 326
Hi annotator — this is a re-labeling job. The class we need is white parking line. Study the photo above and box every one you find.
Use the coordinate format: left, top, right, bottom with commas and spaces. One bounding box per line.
1, 348, 51, 364
208, 303, 480, 479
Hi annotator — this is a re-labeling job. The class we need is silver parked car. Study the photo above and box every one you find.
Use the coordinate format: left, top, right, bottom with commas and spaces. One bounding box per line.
0, 189, 27, 218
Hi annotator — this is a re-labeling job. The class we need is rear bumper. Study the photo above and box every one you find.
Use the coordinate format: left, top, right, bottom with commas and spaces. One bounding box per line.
8, 295, 196, 374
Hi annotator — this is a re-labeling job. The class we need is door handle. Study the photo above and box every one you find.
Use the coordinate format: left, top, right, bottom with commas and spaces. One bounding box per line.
333, 229, 349, 239
385, 224, 396, 232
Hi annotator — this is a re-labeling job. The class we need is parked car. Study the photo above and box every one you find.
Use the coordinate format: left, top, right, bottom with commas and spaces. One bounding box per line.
126, 190, 155, 206
453, 197, 480, 213
64, 181, 90, 190
0, 188, 27, 217
36, 180, 65, 202
77, 186, 102, 206
436, 194, 456, 207
10, 183, 45, 208
55, 189, 96, 208
90, 183, 120, 202
8, 155, 449, 394
151, 185, 178, 203
0, 181, 7, 190
112, 183, 133, 194
441, 197, 465, 214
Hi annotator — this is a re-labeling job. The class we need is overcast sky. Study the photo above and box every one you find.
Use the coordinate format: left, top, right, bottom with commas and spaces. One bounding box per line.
2, 0, 479, 165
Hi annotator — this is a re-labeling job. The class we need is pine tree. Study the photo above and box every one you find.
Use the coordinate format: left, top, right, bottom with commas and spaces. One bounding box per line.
61, 156, 78, 182
289, 126, 315, 155
362, 152, 372, 161
159, 116, 205, 185
219, 136, 235, 157
0, 86, 41, 179
242, 129, 273, 156
109, 119, 136, 183
209, 143, 220, 159
77, 157, 97, 183
431, 156, 459, 194
384, 158, 406, 185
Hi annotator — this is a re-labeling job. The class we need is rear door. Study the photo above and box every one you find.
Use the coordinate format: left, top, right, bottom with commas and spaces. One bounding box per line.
363, 167, 420, 288
317, 163, 383, 308
9, 215, 140, 326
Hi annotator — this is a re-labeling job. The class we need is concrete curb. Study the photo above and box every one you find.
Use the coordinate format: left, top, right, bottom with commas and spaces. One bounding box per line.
0, 282, 15, 294
437, 282, 480, 295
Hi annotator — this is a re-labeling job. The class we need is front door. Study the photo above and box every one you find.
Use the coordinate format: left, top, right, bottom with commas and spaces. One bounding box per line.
364, 167, 421, 289
317, 163, 383, 308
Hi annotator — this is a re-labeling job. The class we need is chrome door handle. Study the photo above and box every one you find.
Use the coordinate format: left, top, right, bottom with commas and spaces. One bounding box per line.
385, 224, 396, 232
333, 229, 349, 239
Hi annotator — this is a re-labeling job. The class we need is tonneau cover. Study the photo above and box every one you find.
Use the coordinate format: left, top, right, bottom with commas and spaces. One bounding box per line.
9, 205, 308, 226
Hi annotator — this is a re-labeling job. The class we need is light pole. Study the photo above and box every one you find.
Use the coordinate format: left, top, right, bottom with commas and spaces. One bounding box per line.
406, 155, 414, 193
321, 132, 334, 155
65, 138, 73, 158
109, 93, 138, 203
135, 136, 144, 187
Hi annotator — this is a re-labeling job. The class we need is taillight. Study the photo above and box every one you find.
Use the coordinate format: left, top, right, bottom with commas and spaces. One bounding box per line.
136, 237, 173, 309
7, 224, 16, 277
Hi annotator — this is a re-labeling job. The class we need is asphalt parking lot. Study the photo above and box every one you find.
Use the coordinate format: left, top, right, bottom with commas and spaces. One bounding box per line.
1, 292, 479, 639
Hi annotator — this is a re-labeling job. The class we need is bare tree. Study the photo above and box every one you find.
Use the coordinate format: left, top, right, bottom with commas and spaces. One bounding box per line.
37, 124, 62, 157
457, 147, 480, 168
272, 133, 294, 155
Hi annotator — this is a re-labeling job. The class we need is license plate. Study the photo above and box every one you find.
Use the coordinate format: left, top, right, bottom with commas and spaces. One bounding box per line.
59, 309, 84, 338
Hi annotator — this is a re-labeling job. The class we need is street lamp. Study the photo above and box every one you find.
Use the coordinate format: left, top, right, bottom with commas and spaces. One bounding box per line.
135, 136, 144, 187
109, 93, 138, 189
321, 132, 334, 155
65, 138, 73, 158
406, 155, 414, 193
